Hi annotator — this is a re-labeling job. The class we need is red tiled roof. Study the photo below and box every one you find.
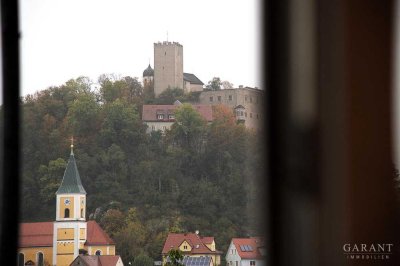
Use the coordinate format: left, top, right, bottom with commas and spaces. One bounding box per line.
162, 233, 221, 255
72, 255, 121, 266
232, 237, 265, 260
201, 237, 214, 244
142, 104, 213, 122
19, 221, 115, 248
99, 256, 121, 265
86, 221, 115, 245
19, 222, 53, 247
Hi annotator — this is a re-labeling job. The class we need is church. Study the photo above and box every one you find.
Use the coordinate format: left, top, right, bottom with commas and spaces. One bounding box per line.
18, 143, 118, 266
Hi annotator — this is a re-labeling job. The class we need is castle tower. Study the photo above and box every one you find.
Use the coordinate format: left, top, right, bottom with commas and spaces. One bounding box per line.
143, 64, 154, 88
53, 142, 87, 266
154, 41, 183, 96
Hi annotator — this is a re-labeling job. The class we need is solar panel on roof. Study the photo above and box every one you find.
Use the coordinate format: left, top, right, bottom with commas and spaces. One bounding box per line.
182, 256, 211, 266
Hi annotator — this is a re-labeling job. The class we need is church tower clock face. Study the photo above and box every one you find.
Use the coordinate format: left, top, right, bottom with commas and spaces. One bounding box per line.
64, 199, 71, 205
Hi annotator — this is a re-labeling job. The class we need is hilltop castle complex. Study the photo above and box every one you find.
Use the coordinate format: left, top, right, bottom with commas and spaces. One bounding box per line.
141, 41, 263, 130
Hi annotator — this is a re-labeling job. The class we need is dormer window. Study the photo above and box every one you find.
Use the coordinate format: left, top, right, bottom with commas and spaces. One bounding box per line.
157, 114, 164, 120
168, 114, 175, 120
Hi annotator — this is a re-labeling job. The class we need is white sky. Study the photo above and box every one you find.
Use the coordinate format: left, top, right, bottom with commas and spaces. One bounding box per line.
19, 0, 261, 96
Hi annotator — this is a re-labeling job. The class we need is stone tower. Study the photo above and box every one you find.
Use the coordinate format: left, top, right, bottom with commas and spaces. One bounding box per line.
53, 144, 87, 266
154, 41, 183, 96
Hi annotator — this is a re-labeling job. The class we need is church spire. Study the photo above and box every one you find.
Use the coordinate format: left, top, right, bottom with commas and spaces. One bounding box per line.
56, 138, 86, 195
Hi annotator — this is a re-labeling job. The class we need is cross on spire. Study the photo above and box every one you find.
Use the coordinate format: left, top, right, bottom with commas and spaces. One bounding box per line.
70, 136, 74, 155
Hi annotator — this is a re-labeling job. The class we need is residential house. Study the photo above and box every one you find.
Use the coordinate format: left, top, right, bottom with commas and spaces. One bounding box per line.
162, 232, 222, 266
225, 237, 266, 266
142, 102, 213, 133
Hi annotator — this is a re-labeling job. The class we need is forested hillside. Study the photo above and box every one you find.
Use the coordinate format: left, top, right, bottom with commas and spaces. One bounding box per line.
20, 75, 265, 263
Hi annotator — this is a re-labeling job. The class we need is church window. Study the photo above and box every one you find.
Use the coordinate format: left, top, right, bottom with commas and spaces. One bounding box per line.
95, 250, 102, 256
64, 208, 70, 218
81, 208, 84, 218
18, 253, 24, 266
37, 252, 44, 266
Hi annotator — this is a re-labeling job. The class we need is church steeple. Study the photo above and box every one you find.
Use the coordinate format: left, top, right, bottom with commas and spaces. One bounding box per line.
54, 139, 88, 265
56, 138, 86, 195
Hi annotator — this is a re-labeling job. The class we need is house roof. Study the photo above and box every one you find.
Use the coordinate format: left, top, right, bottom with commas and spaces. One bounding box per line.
71, 255, 121, 266
56, 152, 86, 194
86, 221, 115, 245
201, 237, 214, 244
19, 221, 115, 248
231, 237, 265, 260
183, 73, 204, 85
162, 233, 221, 255
19, 222, 53, 247
142, 104, 213, 122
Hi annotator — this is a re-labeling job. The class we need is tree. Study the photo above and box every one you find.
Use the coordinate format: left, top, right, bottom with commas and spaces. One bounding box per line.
165, 249, 184, 266
169, 103, 206, 151
132, 254, 153, 266
206, 77, 222, 90
221, 80, 234, 90
156, 87, 185, 104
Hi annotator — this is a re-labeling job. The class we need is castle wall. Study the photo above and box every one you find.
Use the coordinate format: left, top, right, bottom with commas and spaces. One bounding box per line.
199, 88, 264, 130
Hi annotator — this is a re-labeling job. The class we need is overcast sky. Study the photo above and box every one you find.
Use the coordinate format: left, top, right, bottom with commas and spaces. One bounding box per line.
19, 0, 261, 96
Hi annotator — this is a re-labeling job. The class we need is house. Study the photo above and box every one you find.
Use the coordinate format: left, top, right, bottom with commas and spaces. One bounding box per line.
225, 237, 266, 266
18, 144, 117, 266
161, 232, 222, 266
142, 102, 213, 133
70, 255, 124, 266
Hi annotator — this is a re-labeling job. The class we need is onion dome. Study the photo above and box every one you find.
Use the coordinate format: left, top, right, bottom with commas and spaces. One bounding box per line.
143, 64, 154, 77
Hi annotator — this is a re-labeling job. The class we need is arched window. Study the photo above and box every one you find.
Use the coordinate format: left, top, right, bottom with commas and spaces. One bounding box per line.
81, 208, 84, 218
37, 252, 44, 266
64, 208, 70, 218
17, 253, 24, 266
95, 250, 101, 256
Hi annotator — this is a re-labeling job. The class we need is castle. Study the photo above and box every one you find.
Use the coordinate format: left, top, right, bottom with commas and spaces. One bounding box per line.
142, 41, 264, 130
18, 143, 118, 266
143, 41, 204, 96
